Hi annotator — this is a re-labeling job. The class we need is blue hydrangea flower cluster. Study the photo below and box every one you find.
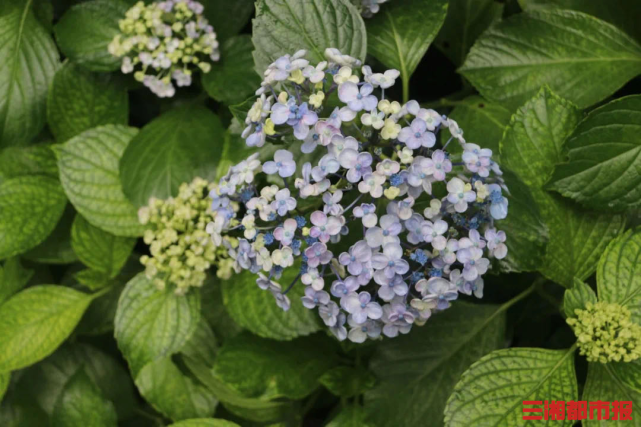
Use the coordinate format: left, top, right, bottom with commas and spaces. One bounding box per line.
207, 48, 509, 343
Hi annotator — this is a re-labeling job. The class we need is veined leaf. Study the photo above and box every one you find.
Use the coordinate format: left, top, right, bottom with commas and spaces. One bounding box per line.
23, 205, 78, 265
252, 0, 367, 74
461, 10, 641, 110
0, 257, 34, 305
180, 317, 218, 368
564, 278, 597, 319
582, 363, 641, 427
319, 366, 376, 398
0, 143, 57, 181
0, 0, 59, 146
444, 347, 578, 427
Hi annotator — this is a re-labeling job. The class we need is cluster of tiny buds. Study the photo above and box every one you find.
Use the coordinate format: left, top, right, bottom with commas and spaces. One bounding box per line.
208, 48, 509, 343
108, 0, 219, 97
568, 302, 641, 364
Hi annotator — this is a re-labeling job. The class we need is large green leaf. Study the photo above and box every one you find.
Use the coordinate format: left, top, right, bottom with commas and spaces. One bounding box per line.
0, 393, 49, 427
54, 0, 129, 72
71, 215, 135, 277
252, 0, 367, 73
169, 419, 240, 427
56, 125, 144, 237
444, 347, 578, 427
460, 10, 641, 110
0, 285, 94, 372
203, 35, 261, 106
319, 366, 375, 398
563, 278, 597, 319
52, 369, 118, 427
23, 205, 78, 265
119, 106, 224, 208
200, 276, 243, 342
327, 405, 372, 427
364, 302, 506, 427
500, 87, 625, 288
47, 62, 128, 143
0, 0, 59, 146
0, 176, 67, 259
435, 0, 503, 67
519, 0, 641, 44
582, 363, 641, 427
114, 273, 201, 375
597, 229, 641, 323
367, 0, 448, 101
136, 357, 217, 422
201, 0, 254, 42
213, 332, 338, 400
222, 265, 320, 341
180, 317, 218, 367
0, 143, 57, 181
548, 95, 641, 211
0, 257, 33, 305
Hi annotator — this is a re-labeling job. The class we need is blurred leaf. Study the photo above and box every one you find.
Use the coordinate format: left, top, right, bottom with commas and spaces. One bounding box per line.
563, 278, 597, 319
597, 229, 641, 323
461, 10, 641, 110
71, 215, 135, 277
114, 273, 201, 375
367, 0, 448, 99
582, 363, 641, 427
201, 276, 243, 342
0, 143, 58, 182
222, 265, 321, 341
213, 332, 338, 400
23, 205, 78, 265
52, 369, 118, 427
47, 62, 129, 143
168, 419, 241, 427
120, 106, 224, 208
201, 0, 254, 41
0, 257, 34, 305
180, 317, 218, 367
0, 176, 67, 259
54, 0, 129, 72
0, 373, 8, 402
0, 393, 49, 427
56, 125, 144, 237
0, 0, 59, 147
364, 302, 506, 427
136, 357, 217, 422
0, 285, 94, 372
444, 347, 578, 427
500, 87, 625, 288
435, 0, 503, 67
319, 366, 375, 398
548, 95, 641, 211
252, 0, 367, 73
327, 405, 372, 427
203, 35, 261, 106
77, 281, 125, 335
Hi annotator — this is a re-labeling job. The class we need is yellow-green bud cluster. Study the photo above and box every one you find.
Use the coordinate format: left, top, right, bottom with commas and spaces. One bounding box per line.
108, 0, 219, 98
567, 301, 641, 363
138, 177, 225, 294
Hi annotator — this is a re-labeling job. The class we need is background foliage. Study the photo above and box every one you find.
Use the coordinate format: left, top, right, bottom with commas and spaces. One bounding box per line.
1, 0, 640, 425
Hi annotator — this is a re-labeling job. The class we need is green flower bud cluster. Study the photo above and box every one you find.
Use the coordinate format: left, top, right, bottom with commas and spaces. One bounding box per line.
108, 0, 219, 98
567, 301, 641, 363
138, 177, 227, 295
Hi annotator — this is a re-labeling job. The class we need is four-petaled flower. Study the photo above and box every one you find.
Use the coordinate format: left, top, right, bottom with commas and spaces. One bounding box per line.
263, 150, 297, 178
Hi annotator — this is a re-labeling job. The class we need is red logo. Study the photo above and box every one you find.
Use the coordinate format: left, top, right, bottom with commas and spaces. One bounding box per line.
522, 401, 633, 421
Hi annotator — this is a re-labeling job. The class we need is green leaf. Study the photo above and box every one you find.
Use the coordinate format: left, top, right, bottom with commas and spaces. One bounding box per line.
610, 359, 641, 395
252, 0, 367, 73
434, 0, 503, 67
0, 394, 49, 427
519, 0, 641, 44
203, 35, 261, 106
597, 229, 641, 323
54, 0, 129, 72
213, 333, 338, 400
184, 357, 294, 424
582, 363, 641, 427
437, 96, 511, 156
460, 10, 641, 110
23, 205, 78, 265
0, 0, 59, 146
364, 302, 506, 427
136, 357, 217, 422
564, 278, 597, 318
0, 257, 34, 305
367, 0, 448, 101
77, 280, 125, 335
114, 273, 201, 376
0, 373, 8, 402
200, 276, 243, 342
56, 124, 144, 237
319, 366, 375, 398
71, 215, 135, 277
0, 143, 58, 181
547, 95, 641, 211
18, 343, 135, 418
500, 87, 625, 288
201, 0, 254, 41
119, 106, 224, 208
327, 405, 372, 427
168, 419, 241, 427
222, 265, 320, 341
444, 347, 578, 427
0, 176, 67, 259
47, 62, 129, 143
0, 285, 94, 372
74, 269, 113, 291
52, 369, 117, 427
180, 317, 218, 367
